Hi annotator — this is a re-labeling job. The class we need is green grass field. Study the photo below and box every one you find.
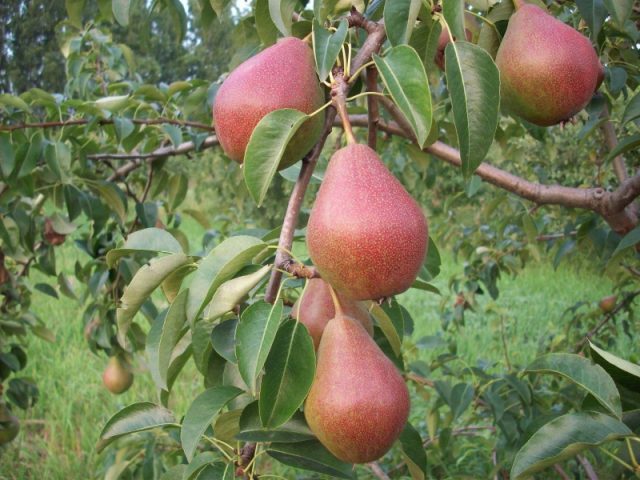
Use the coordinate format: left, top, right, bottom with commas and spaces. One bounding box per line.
0, 224, 617, 479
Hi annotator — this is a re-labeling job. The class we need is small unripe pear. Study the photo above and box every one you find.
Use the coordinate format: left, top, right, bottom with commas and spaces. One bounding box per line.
599, 295, 617, 313
495, 3, 603, 126
102, 356, 134, 394
213, 37, 325, 169
291, 278, 373, 350
307, 144, 428, 300
305, 314, 410, 463
434, 27, 472, 71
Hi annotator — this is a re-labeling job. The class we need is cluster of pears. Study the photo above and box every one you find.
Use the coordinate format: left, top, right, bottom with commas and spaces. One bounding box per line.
496, 0, 604, 126
102, 356, 134, 395
297, 143, 428, 463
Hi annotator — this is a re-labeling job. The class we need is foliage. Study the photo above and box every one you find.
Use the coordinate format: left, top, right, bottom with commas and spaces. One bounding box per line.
0, 0, 639, 479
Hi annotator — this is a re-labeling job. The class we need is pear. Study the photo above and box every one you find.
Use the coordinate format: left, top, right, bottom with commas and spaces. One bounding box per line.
434, 26, 472, 71
292, 278, 373, 350
306, 144, 428, 300
495, 2, 603, 126
0, 401, 19, 446
304, 314, 410, 463
102, 356, 134, 394
213, 37, 325, 169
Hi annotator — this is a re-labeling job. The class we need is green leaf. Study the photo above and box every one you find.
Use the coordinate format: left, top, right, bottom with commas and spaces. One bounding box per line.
107, 228, 184, 268
204, 264, 271, 320
268, 0, 297, 36
65, 0, 85, 27
611, 224, 640, 257
211, 319, 238, 364
209, 0, 229, 16
590, 342, 640, 393
236, 300, 283, 394
0, 94, 31, 112
95, 94, 130, 111
445, 41, 500, 177
259, 320, 315, 428
374, 45, 432, 147
244, 109, 308, 206
400, 422, 427, 477
97, 402, 177, 452
0, 133, 15, 179
112, 0, 130, 26
369, 303, 402, 356
267, 440, 354, 479
511, 412, 632, 479
384, 0, 421, 46
622, 91, 640, 125
180, 386, 244, 461
255, 0, 279, 46
146, 290, 188, 390
238, 401, 315, 442
313, 19, 348, 81
606, 134, 640, 161
526, 353, 622, 418
602, 0, 633, 27
442, 0, 465, 41
87, 181, 127, 223
186, 236, 266, 323
117, 253, 191, 348
576, 0, 607, 39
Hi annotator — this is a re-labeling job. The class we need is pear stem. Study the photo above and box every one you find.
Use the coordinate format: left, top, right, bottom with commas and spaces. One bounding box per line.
512, 0, 526, 9
332, 68, 356, 145
326, 283, 344, 317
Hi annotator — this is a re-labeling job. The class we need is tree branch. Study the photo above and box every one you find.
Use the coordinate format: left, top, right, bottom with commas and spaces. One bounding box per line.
106, 135, 219, 180
347, 103, 640, 235
366, 66, 380, 150
263, 10, 388, 304
601, 104, 629, 183
0, 117, 214, 132
367, 462, 391, 480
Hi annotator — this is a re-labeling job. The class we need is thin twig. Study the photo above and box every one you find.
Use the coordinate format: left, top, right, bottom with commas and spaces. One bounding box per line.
577, 454, 599, 480
367, 462, 391, 480
553, 463, 572, 480
601, 104, 629, 183
0, 117, 214, 132
366, 65, 379, 150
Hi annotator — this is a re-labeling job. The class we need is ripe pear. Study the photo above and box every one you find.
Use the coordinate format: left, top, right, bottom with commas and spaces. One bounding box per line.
0, 401, 19, 446
306, 144, 428, 300
102, 356, 134, 395
213, 37, 325, 169
291, 278, 373, 349
304, 314, 410, 463
495, 3, 603, 126
598, 295, 617, 313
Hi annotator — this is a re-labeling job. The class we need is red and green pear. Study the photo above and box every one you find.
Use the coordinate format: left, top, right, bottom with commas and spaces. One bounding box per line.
213, 37, 325, 169
304, 314, 410, 463
306, 144, 428, 300
292, 278, 373, 350
102, 356, 134, 395
495, 2, 603, 126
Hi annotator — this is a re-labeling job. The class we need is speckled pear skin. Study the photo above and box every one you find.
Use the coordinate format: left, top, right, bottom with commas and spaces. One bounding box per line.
495, 4, 603, 126
213, 37, 325, 168
304, 314, 410, 463
291, 278, 373, 350
306, 144, 428, 301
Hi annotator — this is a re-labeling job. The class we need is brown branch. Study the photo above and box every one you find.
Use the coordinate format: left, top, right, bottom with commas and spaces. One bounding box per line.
279, 260, 319, 279
346, 107, 640, 235
577, 455, 599, 480
367, 462, 391, 480
264, 10, 388, 304
366, 66, 380, 150
405, 372, 435, 388
107, 135, 219, 180
0, 117, 214, 132
264, 113, 335, 304
553, 464, 572, 480
423, 425, 496, 448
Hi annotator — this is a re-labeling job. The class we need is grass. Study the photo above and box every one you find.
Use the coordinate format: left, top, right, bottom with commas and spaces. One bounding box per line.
0, 221, 620, 479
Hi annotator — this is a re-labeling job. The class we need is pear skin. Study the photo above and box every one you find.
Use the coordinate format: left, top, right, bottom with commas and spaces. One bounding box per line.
102, 356, 134, 394
304, 314, 410, 463
306, 144, 428, 300
213, 37, 324, 168
495, 3, 603, 126
292, 278, 374, 349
